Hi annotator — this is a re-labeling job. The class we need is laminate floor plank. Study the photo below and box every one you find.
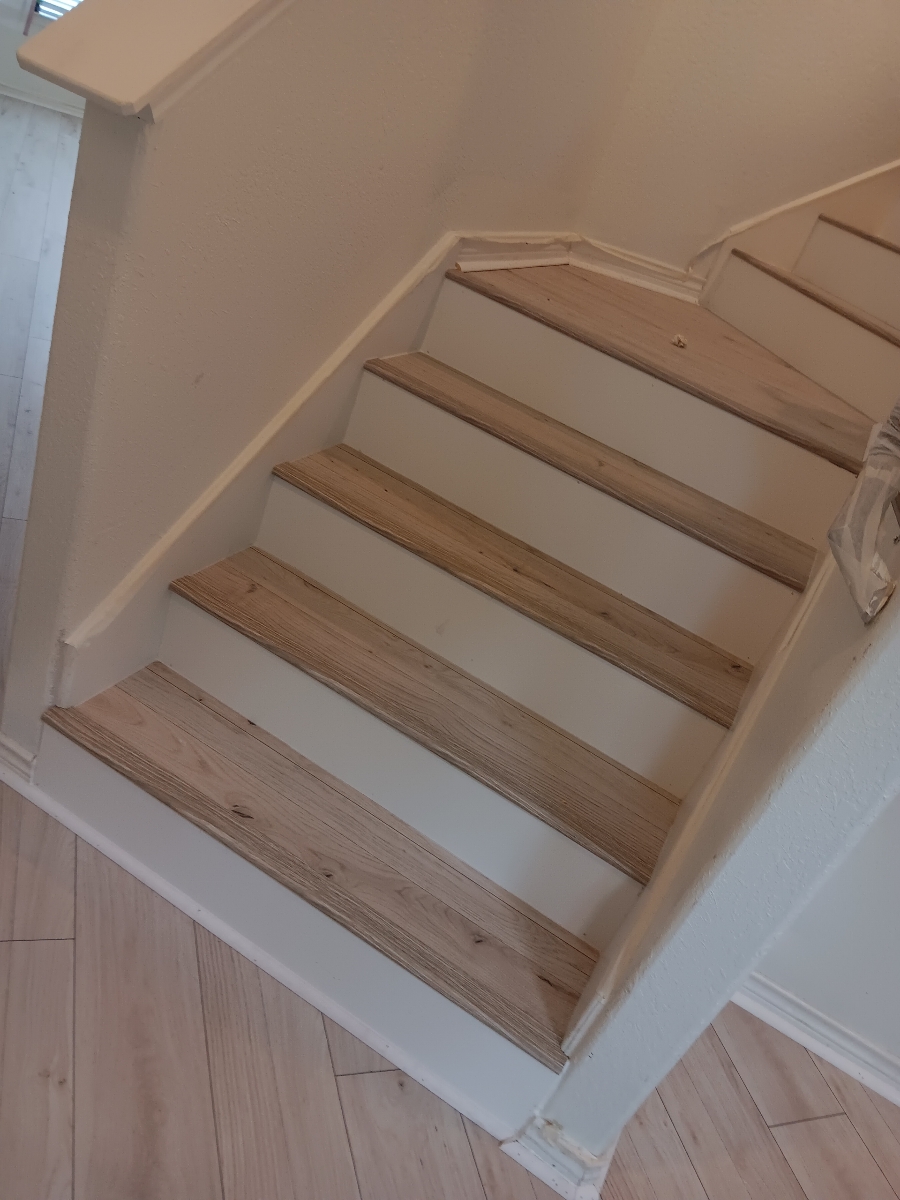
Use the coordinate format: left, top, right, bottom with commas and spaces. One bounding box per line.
0, 104, 60, 262
174, 548, 679, 882
74, 841, 223, 1200
0, 518, 26, 687
659, 1026, 807, 1200
0, 96, 32, 217
811, 1055, 900, 1194
29, 231, 65, 342
712, 1002, 841, 1126
4, 378, 44, 520
449, 264, 870, 472
0, 940, 73, 1200
773, 1113, 899, 1200
0, 784, 73, 941
464, 1116, 558, 1200
275, 447, 752, 727
338, 1069, 486, 1200
0, 254, 38, 378
369, 353, 816, 591
324, 1016, 395, 1075
602, 1089, 708, 1200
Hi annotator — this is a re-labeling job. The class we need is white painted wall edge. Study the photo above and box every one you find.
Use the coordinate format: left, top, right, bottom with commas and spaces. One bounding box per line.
734, 973, 900, 1108
503, 1119, 617, 1200
16, 0, 292, 120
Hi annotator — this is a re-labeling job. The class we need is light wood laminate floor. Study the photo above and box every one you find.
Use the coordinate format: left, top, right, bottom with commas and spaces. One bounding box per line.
0, 95, 79, 690
1, 781, 899, 1199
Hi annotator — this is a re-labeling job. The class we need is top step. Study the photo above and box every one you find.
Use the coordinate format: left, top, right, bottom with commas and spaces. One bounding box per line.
448, 264, 870, 473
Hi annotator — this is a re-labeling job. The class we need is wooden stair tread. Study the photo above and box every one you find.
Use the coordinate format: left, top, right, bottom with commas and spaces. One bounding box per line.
44, 663, 598, 1071
816, 214, 900, 259
447, 263, 870, 473
368, 352, 816, 591
732, 249, 900, 351
171, 547, 680, 883
273, 446, 752, 726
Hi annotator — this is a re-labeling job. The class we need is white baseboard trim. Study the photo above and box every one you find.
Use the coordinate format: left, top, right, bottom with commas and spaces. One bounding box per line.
0, 80, 85, 117
503, 1118, 617, 1200
734, 972, 900, 1107
0, 730, 35, 781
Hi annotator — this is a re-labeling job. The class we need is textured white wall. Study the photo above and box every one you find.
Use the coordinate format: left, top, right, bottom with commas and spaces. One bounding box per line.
579, 0, 900, 268
756, 791, 900, 1062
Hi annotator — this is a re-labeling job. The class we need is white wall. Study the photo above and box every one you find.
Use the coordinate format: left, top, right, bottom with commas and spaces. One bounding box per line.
755, 791, 900, 1065
578, 0, 900, 269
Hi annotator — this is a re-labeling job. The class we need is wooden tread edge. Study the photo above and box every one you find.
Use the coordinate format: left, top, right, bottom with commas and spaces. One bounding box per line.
44, 663, 601, 1070
367, 352, 816, 591
732, 249, 900, 350
274, 446, 752, 726
445, 265, 868, 473
817, 214, 900, 258
172, 547, 680, 883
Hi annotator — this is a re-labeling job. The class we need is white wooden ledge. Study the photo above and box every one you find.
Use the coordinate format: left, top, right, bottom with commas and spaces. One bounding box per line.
17, 0, 293, 120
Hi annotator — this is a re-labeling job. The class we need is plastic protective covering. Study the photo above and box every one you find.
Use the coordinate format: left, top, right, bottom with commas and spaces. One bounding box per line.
828, 398, 900, 623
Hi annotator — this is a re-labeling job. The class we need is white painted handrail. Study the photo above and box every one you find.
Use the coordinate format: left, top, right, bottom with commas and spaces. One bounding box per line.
17, 0, 292, 120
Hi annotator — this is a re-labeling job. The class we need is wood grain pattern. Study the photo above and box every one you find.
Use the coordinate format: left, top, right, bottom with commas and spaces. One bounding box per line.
818, 214, 900, 257
733, 250, 900, 350
0, 941, 73, 1200
337, 1070, 486, 1200
0, 783, 74, 941
449, 264, 870, 472
274, 447, 752, 726
324, 1017, 395, 1075
712, 1002, 841, 1127
603, 1090, 708, 1200
197, 927, 361, 1200
368, 353, 816, 590
73, 841, 223, 1200
658, 1026, 808, 1200
46, 667, 598, 1070
172, 547, 680, 882
773, 1113, 898, 1200
811, 1054, 900, 1194
463, 1117, 558, 1200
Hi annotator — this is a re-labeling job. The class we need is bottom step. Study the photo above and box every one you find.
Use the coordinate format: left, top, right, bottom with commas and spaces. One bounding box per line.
43, 663, 598, 1071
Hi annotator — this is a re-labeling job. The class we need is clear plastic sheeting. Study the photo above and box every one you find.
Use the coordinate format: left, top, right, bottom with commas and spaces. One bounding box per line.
829, 399, 900, 623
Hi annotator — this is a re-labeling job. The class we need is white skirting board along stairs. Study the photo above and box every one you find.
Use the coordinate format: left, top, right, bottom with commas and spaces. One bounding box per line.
33, 243, 880, 1196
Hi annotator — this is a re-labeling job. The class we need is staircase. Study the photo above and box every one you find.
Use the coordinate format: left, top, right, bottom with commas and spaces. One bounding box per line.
40, 215, 896, 1179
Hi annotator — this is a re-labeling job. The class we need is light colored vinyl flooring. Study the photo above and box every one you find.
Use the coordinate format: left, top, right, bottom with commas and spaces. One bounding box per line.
1, 781, 899, 1199
0, 94, 79, 688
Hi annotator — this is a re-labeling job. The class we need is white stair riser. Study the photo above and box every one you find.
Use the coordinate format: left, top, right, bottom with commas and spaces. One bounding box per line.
34, 726, 554, 1136
346, 373, 796, 664
421, 280, 855, 546
704, 254, 900, 423
160, 596, 642, 950
257, 479, 726, 798
795, 221, 900, 333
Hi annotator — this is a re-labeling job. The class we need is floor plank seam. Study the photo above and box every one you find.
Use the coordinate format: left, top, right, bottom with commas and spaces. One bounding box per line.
767, 1111, 846, 1130
654, 1084, 715, 1200
192, 920, 228, 1200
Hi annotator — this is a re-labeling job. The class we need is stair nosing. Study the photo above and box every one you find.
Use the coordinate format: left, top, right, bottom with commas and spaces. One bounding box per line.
365, 352, 816, 592
170, 547, 680, 884
272, 447, 752, 726
44, 666, 601, 1070
445, 265, 868, 474
731, 249, 900, 352
817, 214, 900, 259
